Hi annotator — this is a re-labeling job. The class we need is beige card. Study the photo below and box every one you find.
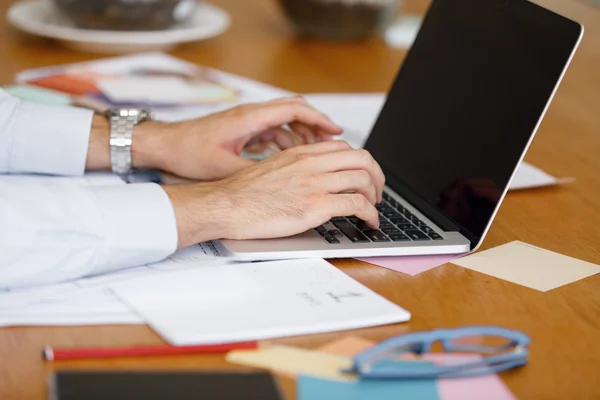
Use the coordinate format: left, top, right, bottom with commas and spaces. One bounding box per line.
226, 345, 355, 381
316, 336, 375, 357
452, 241, 600, 292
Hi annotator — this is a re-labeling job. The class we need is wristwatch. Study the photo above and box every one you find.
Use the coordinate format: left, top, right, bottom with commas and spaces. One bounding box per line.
105, 108, 152, 176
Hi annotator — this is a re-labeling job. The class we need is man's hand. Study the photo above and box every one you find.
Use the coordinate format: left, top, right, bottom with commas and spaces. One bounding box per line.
132, 97, 342, 180
162, 141, 385, 249
86, 97, 342, 178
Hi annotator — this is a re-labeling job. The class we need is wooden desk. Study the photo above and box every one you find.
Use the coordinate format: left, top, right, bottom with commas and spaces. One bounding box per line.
1, 0, 599, 398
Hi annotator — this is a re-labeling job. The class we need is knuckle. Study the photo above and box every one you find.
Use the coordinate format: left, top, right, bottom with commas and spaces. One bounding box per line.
357, 149, 373, 162
356, 170, 371, 186
351, 194, 368, 209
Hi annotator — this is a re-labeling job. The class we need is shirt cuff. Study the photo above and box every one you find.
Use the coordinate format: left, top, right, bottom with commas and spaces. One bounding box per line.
87, 183, 179, 273
9, 101, 93, 176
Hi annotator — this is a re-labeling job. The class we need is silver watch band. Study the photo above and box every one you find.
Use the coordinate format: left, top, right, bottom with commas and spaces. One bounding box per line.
107, 109, 151, 176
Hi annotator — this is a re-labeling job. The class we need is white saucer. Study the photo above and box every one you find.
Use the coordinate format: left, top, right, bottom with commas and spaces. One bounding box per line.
7, 0, 231, 53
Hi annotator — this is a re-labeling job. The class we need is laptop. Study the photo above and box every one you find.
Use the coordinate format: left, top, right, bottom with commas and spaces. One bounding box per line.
221, 0, 583, 261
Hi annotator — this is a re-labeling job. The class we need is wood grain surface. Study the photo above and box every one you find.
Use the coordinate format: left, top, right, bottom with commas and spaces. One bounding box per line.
0, 0, 599, 399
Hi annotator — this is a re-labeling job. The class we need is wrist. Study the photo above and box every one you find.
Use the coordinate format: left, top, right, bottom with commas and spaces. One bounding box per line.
161, 182, 233, 249
85, 114, 111, 170
131, 120, 170, 170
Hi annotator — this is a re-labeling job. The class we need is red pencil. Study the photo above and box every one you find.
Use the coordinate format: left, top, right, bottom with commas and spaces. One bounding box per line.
43, 341, 259, 361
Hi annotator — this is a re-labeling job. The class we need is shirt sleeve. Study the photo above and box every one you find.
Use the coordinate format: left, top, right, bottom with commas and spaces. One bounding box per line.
0, 88, 93, 176
0, 179, 179, 289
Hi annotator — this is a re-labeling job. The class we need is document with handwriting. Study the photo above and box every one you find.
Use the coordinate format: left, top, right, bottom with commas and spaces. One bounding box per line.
111, 258, 410, 345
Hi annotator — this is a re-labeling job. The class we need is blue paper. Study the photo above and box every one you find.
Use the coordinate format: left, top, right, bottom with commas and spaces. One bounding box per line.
298, 375, 439, 400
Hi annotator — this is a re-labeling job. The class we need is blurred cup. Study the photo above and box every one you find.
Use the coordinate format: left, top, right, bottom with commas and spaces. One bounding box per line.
277, 0, 402, 40
52, 0, 198, 31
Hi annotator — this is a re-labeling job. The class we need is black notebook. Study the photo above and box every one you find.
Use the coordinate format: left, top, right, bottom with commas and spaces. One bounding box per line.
49, 371, 284, 400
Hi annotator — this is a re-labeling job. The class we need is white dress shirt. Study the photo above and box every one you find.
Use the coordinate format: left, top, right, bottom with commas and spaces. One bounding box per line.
0, 89, 178, 289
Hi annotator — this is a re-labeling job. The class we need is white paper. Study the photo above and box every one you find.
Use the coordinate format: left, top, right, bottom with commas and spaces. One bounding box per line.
0, 287, 142, 326
98, 76, 201, 103
0, 242, 232, 326
384, 15, 423, 49
111, 258, 411, 345
304, 93, 386, 149
509, 162, 574, 190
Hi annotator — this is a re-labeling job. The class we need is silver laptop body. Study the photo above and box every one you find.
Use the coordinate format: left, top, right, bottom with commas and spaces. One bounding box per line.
220, 0, 583, 261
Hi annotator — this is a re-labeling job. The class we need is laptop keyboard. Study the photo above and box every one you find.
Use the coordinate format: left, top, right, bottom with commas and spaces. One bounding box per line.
314, 192, 443, 244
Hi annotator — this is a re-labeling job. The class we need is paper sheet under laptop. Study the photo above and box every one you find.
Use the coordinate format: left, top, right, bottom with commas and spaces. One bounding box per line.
110, 258, 410, 345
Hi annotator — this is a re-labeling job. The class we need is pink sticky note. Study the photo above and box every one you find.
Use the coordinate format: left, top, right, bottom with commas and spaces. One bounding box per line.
356, 253, 466, 276
423, 354, 517, 400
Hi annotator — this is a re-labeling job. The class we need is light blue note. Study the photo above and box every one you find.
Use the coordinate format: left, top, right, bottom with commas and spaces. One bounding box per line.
298, 361, 440, 400
3, 85, 71, 105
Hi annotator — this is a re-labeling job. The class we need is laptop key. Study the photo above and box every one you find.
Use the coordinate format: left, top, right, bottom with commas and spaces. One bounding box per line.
404, 229, 431, 241
429, 233, 443, 240
363, 230, 390, 242
315, 226, 327, 236
348, 216, 360, 224
389, 217, 409, 224
381, 227, 401, 235
396, 223, 415, 230
333, 220, 353, 228
390, 233, 411, 241
325, 234, 340, 244
355, 221, 374, 231
383, 211, 401, 218
330, 217, 347, 223
328, 229, 343, 238
340, 227, 370, 243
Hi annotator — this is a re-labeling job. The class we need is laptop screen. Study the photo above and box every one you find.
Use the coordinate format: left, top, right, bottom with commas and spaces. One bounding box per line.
364, 0, 581, 243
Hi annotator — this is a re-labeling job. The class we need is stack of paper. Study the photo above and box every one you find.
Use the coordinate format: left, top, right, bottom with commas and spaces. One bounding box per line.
1, 245, 411, 345
14, 52, 291, 119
